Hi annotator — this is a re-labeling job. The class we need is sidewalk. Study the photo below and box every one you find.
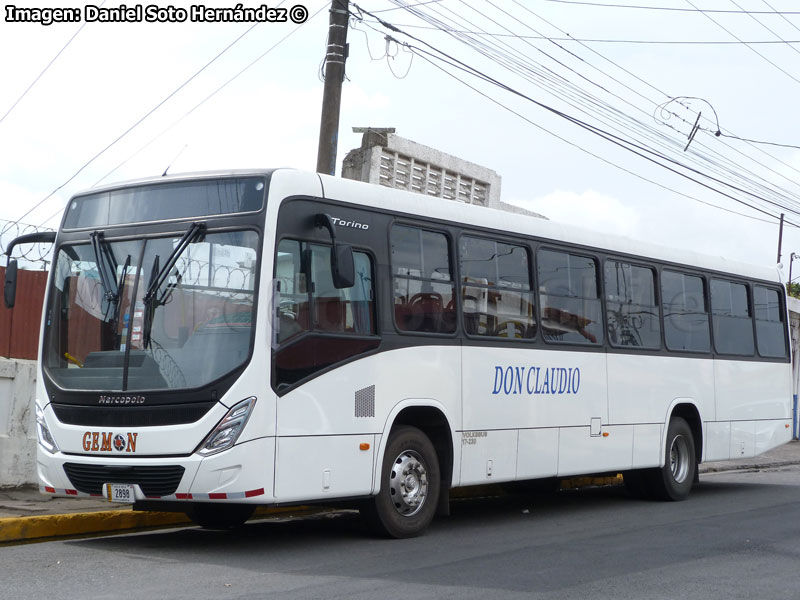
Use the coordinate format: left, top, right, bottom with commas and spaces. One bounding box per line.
2, 440, 798, 544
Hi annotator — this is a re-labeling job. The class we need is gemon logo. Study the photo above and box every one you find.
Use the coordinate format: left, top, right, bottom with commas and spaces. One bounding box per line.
492, 365, 581, 396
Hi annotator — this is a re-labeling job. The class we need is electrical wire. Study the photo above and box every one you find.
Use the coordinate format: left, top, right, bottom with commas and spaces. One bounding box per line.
728, 0, 800, 59
411, 46, 789, 226
685, 0, 800, 88
10, 21, 261, 229
380, 0, 800, 216
539, 0, 800, 14
0, 0, 107, 127
359, 22, 800, 44
90, 0, 327, 191
762, 0, 800, 35
354, 3, 800, 225
509, 0, 800, 193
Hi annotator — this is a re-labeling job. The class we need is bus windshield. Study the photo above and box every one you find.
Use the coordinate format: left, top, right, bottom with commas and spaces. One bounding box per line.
44, 229, 259, 392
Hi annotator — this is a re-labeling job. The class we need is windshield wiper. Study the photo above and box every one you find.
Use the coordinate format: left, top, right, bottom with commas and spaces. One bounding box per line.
112, 254, 131, 326
90, 231, 122, 321
142, 222, 205, 348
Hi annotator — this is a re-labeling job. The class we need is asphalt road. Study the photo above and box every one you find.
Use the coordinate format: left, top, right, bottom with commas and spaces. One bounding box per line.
2, 466, 799, 600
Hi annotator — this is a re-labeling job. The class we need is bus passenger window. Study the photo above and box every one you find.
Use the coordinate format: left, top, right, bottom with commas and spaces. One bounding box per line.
754, 286, 787, 358
661, 271, 710, 353
537, 249, 603, 345
459, 236, 535, 339
604, 261, 660, 349
711, 279, 754, 356
391, 225, 456, 334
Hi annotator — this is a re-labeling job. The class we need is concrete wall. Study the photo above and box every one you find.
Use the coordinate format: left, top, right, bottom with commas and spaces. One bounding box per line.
0, 358, 37, 487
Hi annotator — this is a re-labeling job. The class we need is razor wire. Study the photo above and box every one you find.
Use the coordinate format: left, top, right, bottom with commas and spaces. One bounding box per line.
0, 219, 55, 269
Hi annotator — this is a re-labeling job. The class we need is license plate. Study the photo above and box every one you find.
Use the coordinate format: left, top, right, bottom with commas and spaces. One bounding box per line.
104, 483, 136, 504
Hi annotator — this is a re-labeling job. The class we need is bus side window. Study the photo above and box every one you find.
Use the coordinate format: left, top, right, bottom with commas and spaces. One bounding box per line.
604, 260, 660, 349
710, 279, 754, 356
661, 271, 710, 353
390, 225, 456, 334
537, 249, 603, 345
754, 285, 787, 358
459, 235, 536, 339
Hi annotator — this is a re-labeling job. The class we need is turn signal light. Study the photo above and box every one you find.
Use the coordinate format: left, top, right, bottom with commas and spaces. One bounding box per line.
359, 443, 370, 451
602, 432, 610, 437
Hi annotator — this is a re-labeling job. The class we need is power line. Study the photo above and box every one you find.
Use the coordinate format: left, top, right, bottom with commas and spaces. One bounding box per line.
685, 0, 800, 88
0, 1, 107, 127
369, 0, 443, 11
509, 0, 800, 189
360, 22, 800, 44
90, 0, 327, 191
728, 0, 800, 59
12, 21, 261, 228
382, 0, 800, 216
718, 133, 800, 150
540, 0, 800, 14
354, 3, 800, 225
762, 0, 800, 35
410, 45, 789, 227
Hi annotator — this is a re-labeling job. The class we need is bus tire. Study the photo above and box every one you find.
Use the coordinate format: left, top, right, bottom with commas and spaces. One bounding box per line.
648, 417, 696, 501
362, 426, 440, 538
186, 503, 255, 529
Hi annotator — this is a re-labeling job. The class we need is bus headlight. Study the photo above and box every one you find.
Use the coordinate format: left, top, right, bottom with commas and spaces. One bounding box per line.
36, 404, 59, 454
197, 397, 256, 457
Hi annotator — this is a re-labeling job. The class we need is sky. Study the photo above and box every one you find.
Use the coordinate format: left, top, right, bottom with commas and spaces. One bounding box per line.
2, 0, 800, 277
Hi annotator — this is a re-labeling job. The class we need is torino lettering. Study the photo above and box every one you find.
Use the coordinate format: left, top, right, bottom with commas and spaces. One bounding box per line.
492, 365, 581, 396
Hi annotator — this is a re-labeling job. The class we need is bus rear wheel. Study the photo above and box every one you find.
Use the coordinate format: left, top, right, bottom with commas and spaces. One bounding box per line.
362, 426, 440, 538
647, 416, 696, 501
186, 503, 255, 529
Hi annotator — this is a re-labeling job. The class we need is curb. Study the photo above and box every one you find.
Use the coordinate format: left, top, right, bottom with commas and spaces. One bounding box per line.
699, 459, 800, 474
0, 509, 190, 544
0, 505, 317, 545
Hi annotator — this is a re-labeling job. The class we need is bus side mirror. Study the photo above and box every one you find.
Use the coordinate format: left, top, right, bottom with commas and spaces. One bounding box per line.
3, 230, 57, 309
314, 213, 355, 289
332, 243, 355, 289
4, 259, 17, 309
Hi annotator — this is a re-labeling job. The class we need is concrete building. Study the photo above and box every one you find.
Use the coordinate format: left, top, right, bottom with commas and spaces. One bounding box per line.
341, 128, 544, 219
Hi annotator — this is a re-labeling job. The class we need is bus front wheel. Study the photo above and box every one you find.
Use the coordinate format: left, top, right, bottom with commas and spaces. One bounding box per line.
648, 416, 696, 501
362, 426, 441, 538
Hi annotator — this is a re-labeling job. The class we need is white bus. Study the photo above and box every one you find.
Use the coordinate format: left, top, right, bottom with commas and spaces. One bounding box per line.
3, 168, 793, 537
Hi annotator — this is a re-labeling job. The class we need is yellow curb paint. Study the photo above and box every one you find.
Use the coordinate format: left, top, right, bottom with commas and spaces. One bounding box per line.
0, 505, 320, 544
0, 510, 190, 544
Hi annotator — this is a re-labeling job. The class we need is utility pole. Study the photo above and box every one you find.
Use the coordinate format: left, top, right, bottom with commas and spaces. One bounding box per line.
777, 213, 785, 265
316, 0, 349, 176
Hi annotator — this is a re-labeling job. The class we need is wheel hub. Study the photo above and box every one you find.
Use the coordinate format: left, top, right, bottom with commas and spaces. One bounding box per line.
670, 434, 690, 484
389, 450, 428, 516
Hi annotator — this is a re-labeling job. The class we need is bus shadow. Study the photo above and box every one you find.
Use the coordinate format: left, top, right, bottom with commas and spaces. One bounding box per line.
68, 477, 787, 554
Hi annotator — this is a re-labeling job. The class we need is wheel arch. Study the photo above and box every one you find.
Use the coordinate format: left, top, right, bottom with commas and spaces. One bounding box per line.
373, 400, 455, 495
665, 400, 703, 467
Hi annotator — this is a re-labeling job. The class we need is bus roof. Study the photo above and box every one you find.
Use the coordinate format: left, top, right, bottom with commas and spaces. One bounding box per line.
74, 167, 782, 285
314, 170, 782, 285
